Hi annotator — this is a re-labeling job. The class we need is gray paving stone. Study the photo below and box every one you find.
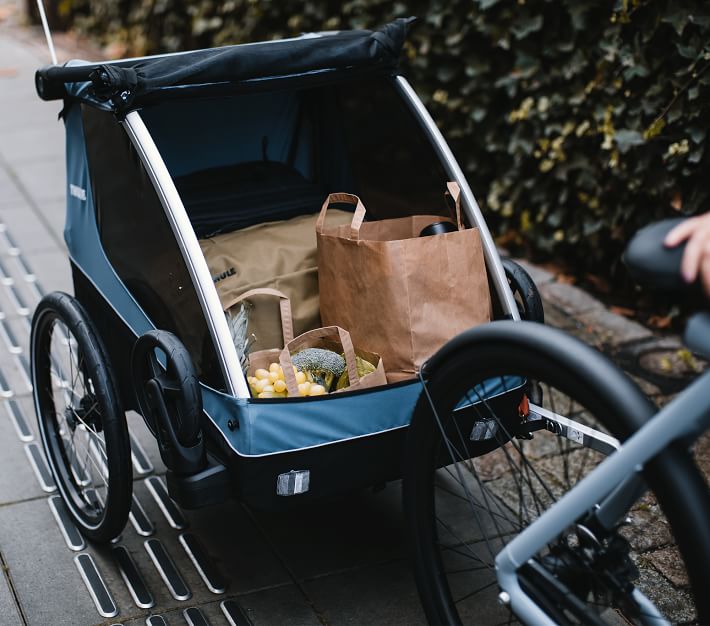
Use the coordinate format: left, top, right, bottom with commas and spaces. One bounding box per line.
4, 346, 32, 394
0, 397, 46, 504
7, 157, 65, 204
226, 586, 322, 626
0, 124, 64, 164
539, 280, 606, 316
303, 560, 427, 625
0, 87, 51, 135
2, 395, 37, 438
0, 167, 26, 208
125, 586, 321, 626
23, 248, 73, 293
88, 478, 293, 619
126, 410, 166, 476
576, 307, 652, 346
0, 203, 63, 254
32, 196, 66, 241
249, 481, 406, 580
542, 301, 579, 331
0, 498, 100, 626
0, 571, 22, 626
513, 257, 556, 286
183, 499, 293, 594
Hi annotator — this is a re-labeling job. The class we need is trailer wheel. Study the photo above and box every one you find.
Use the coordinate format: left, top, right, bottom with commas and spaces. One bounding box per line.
501, 258, 544, 323
31, 292, 132, 543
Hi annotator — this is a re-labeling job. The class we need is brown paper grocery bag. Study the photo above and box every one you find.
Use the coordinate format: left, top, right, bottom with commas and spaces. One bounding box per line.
200, 210, 351, 352
234, 292, 386, 397
224, 287, 294, 386
316, 183, 490, 382
279, 326, 387, 396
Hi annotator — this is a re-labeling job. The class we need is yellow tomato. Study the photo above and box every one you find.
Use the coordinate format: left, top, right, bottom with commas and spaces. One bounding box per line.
255, 378, 270, 393
309, 384, 326, 396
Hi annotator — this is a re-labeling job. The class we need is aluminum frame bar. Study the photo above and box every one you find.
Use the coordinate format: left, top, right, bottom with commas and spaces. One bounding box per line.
123, 111, 248, 398
395, 76, 520, 320
497, 368, 710, 625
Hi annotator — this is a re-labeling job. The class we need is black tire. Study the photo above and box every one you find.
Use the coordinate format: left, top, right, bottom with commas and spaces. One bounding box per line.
404, 320, 710, 625
31, 292, 132, 543
130, 330, 202, 447
501, 258, 544, 323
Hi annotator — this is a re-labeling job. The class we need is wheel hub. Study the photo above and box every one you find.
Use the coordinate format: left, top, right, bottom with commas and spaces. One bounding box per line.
65, 394, 102, 433
534, 524, 641, 619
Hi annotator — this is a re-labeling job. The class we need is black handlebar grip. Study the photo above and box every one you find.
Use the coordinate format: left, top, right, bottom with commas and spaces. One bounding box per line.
35, 64, 98, 101
623, 218, 688, 291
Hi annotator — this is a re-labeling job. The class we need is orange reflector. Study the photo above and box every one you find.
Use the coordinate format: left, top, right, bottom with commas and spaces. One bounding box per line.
518, 394, 529, 418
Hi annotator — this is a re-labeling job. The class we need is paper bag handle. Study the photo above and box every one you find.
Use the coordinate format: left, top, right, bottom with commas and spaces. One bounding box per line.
316, 192, 368, 241
445, 181, 465, 231
279, 326, 360, 396
222, 287, 294, 345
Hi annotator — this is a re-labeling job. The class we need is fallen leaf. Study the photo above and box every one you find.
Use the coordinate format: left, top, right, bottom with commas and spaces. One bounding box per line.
585, 272, 611, 294
610, 305, 635, 317
556, 273, 576, 285
495, 230, 520, 247
647, 314, 672, 329
671, 190, 682, 211
0, 67, 18, 78
677, 348, 701, 373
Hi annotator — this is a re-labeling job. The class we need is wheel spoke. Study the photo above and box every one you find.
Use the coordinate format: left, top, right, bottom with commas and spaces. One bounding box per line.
406, 357, 682, 625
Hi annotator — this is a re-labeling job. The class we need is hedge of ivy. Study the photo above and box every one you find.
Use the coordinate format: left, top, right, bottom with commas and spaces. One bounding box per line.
59, 0, 710, 283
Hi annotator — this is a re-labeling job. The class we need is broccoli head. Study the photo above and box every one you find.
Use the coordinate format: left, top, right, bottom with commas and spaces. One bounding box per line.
291, 348, 346, 392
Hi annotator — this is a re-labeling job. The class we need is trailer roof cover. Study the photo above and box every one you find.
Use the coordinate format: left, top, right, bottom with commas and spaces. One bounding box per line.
75, 18, 414, 110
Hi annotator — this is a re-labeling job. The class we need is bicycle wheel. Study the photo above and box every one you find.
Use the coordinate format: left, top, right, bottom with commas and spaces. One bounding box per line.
31, 292, 132, 542
404, 320, 710, 625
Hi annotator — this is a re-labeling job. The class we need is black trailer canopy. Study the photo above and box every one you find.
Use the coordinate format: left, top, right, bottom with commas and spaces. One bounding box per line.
51, 18, 414, 110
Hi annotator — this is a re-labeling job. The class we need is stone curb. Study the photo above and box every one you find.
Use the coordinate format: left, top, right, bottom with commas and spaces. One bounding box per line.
514, 258, 656, 343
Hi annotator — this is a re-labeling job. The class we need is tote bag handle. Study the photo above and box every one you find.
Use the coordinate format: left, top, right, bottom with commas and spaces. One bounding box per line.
316, 192, 368, 241
222, 287, 294, 345
317, 183, 465, 240
445, 181, 465, 231
278, 326, 360, 396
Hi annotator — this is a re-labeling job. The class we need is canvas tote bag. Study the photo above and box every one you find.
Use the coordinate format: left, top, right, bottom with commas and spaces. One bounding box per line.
224, 287, 294, 378
278, 326, 387, 396
316, 182, 490, 382
229, 290, 386, 396
200, 210, 351, 352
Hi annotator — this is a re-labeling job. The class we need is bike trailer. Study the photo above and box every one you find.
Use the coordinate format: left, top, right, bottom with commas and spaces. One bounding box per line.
33, 18, 527, 513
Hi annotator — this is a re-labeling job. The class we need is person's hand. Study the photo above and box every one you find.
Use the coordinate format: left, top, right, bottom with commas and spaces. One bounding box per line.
665, 213, 710, 295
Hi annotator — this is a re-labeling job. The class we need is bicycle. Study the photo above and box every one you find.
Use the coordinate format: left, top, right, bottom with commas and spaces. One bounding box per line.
404, 218, 710, 625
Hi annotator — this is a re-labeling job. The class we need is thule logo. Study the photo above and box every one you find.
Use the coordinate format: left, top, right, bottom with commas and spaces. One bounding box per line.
213, 267, 236, 283
69, 184, 87, 201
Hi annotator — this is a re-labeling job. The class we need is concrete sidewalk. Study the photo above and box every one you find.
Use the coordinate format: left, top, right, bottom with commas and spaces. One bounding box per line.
0, 8, 703, 626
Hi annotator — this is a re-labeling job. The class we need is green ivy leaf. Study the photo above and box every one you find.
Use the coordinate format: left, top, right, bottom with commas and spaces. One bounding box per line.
511, 14, 544, 40
662, 10, 689, 36
615, 129, 645, 152
476, 0, 501, 10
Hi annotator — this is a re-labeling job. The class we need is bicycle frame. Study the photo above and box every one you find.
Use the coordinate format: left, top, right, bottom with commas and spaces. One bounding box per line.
496, 364, 710, 625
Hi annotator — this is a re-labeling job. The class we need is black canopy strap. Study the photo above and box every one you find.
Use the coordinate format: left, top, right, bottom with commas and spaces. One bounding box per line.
90, 64, 139, 106
86, 17, 415, 111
